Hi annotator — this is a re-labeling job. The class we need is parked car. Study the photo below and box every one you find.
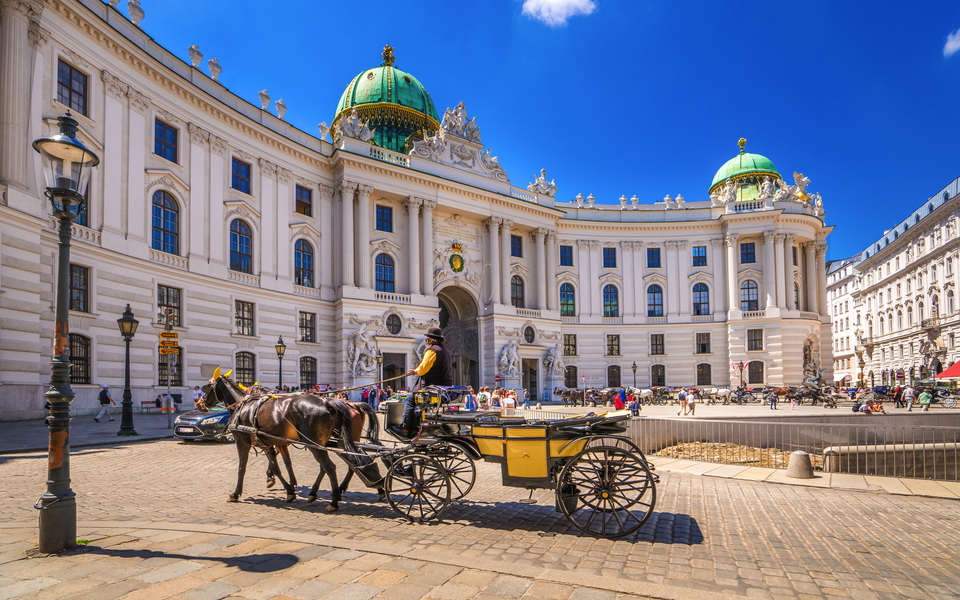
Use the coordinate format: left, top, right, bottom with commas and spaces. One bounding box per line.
173, 408, 233, 442
378, 391, 409, 413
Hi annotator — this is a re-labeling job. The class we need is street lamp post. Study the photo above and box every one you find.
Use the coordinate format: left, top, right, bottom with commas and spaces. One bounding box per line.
858, 358, 866, 388
631, 361, 637, 389
117, 304, 139, 436
33, 112, 100, 553
376, 349, 384, 388
738, 361, 745, 388
275, 336, 286, 390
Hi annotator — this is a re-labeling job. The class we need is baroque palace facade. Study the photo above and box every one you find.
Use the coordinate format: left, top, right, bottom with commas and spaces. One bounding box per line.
0, 0, 833, 420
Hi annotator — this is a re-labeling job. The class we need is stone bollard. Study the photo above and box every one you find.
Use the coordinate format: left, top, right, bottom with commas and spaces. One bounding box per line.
535, 403, 542, 410
786, 451, 815, 479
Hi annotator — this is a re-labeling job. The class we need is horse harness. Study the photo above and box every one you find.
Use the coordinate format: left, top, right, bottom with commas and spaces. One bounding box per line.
226, 394, 274, 448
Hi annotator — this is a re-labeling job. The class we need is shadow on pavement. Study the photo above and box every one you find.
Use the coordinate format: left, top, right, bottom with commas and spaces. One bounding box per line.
79, 546, 299, 572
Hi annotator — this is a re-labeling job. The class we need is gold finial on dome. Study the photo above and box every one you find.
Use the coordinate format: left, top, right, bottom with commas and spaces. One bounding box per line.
382, 44, 395, 67
738, 137, 747, 153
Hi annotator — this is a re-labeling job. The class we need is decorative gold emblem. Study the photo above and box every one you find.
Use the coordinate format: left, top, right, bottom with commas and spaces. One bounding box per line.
449, 253, 464, 273
738, 137, 747, 152
382, 44, 395, 67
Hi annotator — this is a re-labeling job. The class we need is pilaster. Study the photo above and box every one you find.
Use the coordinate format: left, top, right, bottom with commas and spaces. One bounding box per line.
406, 197, 423, 295
357, 184, 373, 289
484, 217, 501, 306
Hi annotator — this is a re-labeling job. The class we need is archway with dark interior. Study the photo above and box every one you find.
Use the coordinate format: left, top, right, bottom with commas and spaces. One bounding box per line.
437, 286, 480, 390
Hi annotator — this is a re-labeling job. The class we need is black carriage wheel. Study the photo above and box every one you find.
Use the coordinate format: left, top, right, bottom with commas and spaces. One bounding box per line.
384, 453, 452, 523
556, 445, 657, 539
428, 442, 477, 501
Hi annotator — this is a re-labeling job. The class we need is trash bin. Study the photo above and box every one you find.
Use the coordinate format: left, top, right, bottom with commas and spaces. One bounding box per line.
502, 397, 516, 416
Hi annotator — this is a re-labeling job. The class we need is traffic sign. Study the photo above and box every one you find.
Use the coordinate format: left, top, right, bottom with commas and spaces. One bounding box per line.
159, 340, 179, 347
159, 348, 178, 355
159, 332, 179, 339
494, 375, 501, 382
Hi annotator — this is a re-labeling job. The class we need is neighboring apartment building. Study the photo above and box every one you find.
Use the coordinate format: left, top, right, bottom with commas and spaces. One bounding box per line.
827, 257, 860, 386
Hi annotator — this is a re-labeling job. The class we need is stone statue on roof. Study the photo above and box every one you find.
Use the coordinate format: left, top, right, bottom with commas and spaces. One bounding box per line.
527, 169, 557, 197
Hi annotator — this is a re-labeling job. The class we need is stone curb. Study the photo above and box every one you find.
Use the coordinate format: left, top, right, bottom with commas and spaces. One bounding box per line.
0, 432, 175, 455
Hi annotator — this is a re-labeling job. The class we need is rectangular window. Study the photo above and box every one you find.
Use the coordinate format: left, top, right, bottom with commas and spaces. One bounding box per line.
154, 120, 178, 163
157, 285, 181, 327
692, 245, 707, 266
57, 59, 87, 116
158, 348, 183, 387
602, 247, 617, 268
647, 247, 661, 268
740, 242, 756, 264
69, 264, 89, 313
235, 300, 254, 336
747, 329, 763, 351
650, 334, 665, 355
69, 334, 91, 384
606, 334, 620, 357
696, 333, 711, 354
511, 234, 522, 257
792, 246, 798, 266
375, 205, 393, 232
299, 311, 316, 343
295, 185, 312, 216
563, 334, 577, 356
231, 158, 251, 194
559, 245, 573, 266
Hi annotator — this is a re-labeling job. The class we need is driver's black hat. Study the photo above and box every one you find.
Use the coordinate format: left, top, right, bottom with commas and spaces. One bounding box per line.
426, 326, 444, 341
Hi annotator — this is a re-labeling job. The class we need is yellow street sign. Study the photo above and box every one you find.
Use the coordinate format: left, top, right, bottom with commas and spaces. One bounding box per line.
159, 340, 179, 347
159, 348, 177, 355
159, 332, 179, 339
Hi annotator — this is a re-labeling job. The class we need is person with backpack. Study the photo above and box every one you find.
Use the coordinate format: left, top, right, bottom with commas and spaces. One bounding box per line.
904, 386, 916, 411
95, 385, 115, 422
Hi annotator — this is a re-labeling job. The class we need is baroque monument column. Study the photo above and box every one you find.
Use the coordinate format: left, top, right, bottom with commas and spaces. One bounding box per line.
763, 231, 777, 310
356, 184, 373, 289
784, 234, 797, 310
804, 241, 817, 313
535, 228, 548, 311
421, 199, 436, 295
546, 231, 558, 312
405, 197, 422, 295
774, 234, 787, 308
725, 233, 740, 314
339, 181, 357, 288
500, 219, 513, 305
817, 243, 828, 317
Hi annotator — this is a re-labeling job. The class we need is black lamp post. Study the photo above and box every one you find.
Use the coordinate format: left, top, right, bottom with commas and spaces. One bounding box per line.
858, 358, 866, 388
631, 361, 637, 388
275, 336, 286, 390
738, 361, 746, 388
376, 349, 384, 390
33, 112, 100, 553
117, 304, 139, 436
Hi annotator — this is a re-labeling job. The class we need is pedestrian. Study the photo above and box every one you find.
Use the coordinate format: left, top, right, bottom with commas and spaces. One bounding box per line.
361, 387, 371, 405
618, 386, 627, 411
477, 386, 490, 410
893, 385, 904, 409
677, 388, 688, 416
464, 387, 478, 411
767, 389, 778, 410
918, 388, 933, 412
904, 386, 916, 411
192, 385, 203, 408
686, 390, 697, 416
523, 388, 530, 408
628, 390, 641, 416
95, 385, 115, 422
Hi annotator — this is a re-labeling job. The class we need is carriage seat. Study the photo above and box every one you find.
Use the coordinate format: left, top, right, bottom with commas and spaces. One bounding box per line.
434, 411, 506, 423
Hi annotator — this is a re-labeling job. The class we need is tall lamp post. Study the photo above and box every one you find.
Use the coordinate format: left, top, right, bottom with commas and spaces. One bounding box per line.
858, 358, 866, 388
376, 349, 384, 388
33, 112, 100, 553
631, 361, 637, 389
738, 361, 746, 388
275, 336, 286, 390
117, 304, 139, 436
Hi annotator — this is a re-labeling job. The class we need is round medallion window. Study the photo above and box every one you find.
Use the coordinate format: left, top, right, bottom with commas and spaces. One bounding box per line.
523, 327, 536, 344
386, 314, 402, 335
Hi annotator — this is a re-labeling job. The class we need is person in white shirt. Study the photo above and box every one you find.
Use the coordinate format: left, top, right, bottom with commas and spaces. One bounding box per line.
192, 386, 204, 408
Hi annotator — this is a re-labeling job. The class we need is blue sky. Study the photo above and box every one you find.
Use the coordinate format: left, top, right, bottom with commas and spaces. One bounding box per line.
127, 0, 960, 261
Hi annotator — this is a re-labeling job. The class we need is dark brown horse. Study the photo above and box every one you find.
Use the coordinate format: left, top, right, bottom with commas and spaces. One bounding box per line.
198, 369, 383, 511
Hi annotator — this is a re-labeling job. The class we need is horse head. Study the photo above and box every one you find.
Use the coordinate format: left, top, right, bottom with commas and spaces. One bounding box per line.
197, 367, 247, 412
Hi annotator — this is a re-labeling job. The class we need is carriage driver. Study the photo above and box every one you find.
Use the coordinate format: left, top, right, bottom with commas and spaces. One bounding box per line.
401, 326, 454, 436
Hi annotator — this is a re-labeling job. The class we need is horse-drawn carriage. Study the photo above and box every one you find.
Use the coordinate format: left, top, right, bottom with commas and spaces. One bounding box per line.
201, 371, 659, 539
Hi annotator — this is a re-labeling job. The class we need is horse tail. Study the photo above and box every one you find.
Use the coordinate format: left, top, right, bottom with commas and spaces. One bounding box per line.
353, 401, 381, 445
327, 399, 372, 469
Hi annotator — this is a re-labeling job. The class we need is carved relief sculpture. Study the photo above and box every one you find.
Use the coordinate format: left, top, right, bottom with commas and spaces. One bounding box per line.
544, 343, 566, 376
527, 169, 558, 197
336, 108, 375, 143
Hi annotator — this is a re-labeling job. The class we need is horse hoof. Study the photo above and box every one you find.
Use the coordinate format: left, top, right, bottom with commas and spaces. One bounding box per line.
378, 490, 386, 502
307, 495, 317, 503
325, 503, 339, 513
266, 478, 275, 489
286, 494, 296, 503
227, 495, 239, 503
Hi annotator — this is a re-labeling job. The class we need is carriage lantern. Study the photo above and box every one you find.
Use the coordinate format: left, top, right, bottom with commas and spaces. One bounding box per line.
275, 336, 286, 389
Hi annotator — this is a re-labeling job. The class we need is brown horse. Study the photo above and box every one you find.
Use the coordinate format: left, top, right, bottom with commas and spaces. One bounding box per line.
198, 369, 383, 511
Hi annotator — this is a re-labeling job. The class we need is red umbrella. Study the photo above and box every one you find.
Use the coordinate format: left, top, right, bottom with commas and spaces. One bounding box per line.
935, 361, 960, 379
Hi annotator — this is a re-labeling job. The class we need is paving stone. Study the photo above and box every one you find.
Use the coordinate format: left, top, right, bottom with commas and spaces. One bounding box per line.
330, 582, 384, 600
485, 574, 533, 597
286, 579, 338, 600
181, 582, 242, 600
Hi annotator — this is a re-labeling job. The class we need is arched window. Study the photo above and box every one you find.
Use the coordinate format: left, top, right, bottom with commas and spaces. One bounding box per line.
949, 290, 955, 315
933, 295, 940, 316
919, 302, 925, 322
692, 283, 710, 316
897, 310, 903, 331
564, 365, 578, 389
607, 365, 621, 387
696, 363, 712, 386
603, 285, 619, 317
375, 253, 395, 293
559, 283, 576, 317
229, 220, 253, 274
236, 351, 256, 386
69, 334, 91, 384
878, 316, 884, 336
907, 306, 913, 327
647, 284, 663, 317
511, 275, 524, 308
151, 190, 179, 255
300, 357, 317, 389
740, 280, 759, 311
867, 319, 873, 337
294, 240, 314, 287
651, 364, 665, 387
748, 361, 764, 384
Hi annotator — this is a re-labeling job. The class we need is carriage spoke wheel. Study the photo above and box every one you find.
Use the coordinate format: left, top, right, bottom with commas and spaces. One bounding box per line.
384, 454, 451, 523
557, 445, 657, 539
428, 443, 476, 501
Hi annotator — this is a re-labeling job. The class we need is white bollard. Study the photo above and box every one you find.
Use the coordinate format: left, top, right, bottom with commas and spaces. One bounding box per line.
786, 451, 815, 479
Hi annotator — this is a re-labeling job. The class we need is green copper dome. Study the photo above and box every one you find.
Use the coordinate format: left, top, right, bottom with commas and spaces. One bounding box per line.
332, 45, 440, 153
709, 138, 781, 194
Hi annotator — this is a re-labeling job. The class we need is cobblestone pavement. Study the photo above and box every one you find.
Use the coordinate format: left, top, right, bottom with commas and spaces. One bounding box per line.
3, 439, 960, 599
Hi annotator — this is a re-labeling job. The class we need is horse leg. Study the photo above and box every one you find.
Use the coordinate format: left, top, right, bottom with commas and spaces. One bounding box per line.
230, 435, 252, 502
265, 446, 296, 502
278, 444, 297, 487
307, 448, 341, 512
338, 468, 355, 497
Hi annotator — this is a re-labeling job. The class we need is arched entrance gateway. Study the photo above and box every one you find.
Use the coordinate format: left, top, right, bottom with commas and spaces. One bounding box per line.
437, 286, 480, 390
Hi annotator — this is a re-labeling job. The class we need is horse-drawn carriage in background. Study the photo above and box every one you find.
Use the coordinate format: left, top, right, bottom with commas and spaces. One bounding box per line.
201, 371, 659, 539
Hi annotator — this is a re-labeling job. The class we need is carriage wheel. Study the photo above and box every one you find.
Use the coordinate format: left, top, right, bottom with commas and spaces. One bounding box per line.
384, 454, 451, 523
943, 397, 957, 409
428, 442, 476, 501
556, 445, 657, 539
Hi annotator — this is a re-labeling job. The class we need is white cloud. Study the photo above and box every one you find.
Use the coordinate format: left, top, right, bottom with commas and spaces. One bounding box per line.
945, 29, 960, 57
522, 0, 597, 27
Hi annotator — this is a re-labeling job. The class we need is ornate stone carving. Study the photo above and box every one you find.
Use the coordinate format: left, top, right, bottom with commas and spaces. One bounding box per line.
289, 225, 321, 246
346, 323, 378, 376
188, 123, 208, 145
209, 136, 226, 156
724, 233, 740, 248
335, 108, 375, 142
62, 50, 88, 68
710, 237, 725, 248
575, 193, 585, 207
404, 196, 422, 212
126, 88, 150, 112
100, 70, 126, 100
277, 169, 291, 184
411, 101, 509, 183
188, 45, 202, 67
498, 340, 522, 376
259, 159, 278, 178
760, 176, 775, 199
317, 183, 334, 199
235, 149, 254, 161
630, 195, 639, 208
156, 109, 179, 125
208, 58, 221, 81
224, 204, 257, 227
258, 89, 270, 110
276, 99, 287, 120
619, 195, 628, 209
318, 122, 329, 141
450, 144, 475, 168
127, 0, 144, 26
28, 20, 48, 47
527, 169, 557, 197
544, 343, 565, 376
587, 193, 596, 207
720, 179, 737, 204
675, 194, 685, 207
665, 241, 678, 250
484, 216, 502, 229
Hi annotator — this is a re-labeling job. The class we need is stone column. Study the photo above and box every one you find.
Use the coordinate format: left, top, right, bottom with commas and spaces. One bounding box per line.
421, 199, 435, 296
710, 238, 725, 313
125, 87, 150, 241
258, 160, 277, 280
634, 242, 646, 317
276, 170, 291, 282
500, 219, 513, 305
577, 240, 592, 315
763, 231, 777, 310
339, 181, 356, 288
774, 234, 787, 309
0, 0, 37, 189
101, 72, 126, 237
209, 138, 226, 264
484, 217, 501, 305
784, 234, 797, 310
546, 231, 558, 311
357, 184, 373, 289
665, 241, 679, 315
319, 184, 334, 289
622, 241, 634, 317
187, 124, 208, 264
817, 243, 828, 317
589, 241, 601, 315
406, 197, 422, 295
725, 233, 740, 313
535, 228, 548, 310
804, 242, 817, 313
677, 241, 690, 316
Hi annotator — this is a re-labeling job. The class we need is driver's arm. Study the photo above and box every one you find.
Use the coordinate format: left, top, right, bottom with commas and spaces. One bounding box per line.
410, 349, 437, 376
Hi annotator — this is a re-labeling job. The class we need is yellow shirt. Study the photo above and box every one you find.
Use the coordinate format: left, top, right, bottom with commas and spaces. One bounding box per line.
414, 349, 437, 376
